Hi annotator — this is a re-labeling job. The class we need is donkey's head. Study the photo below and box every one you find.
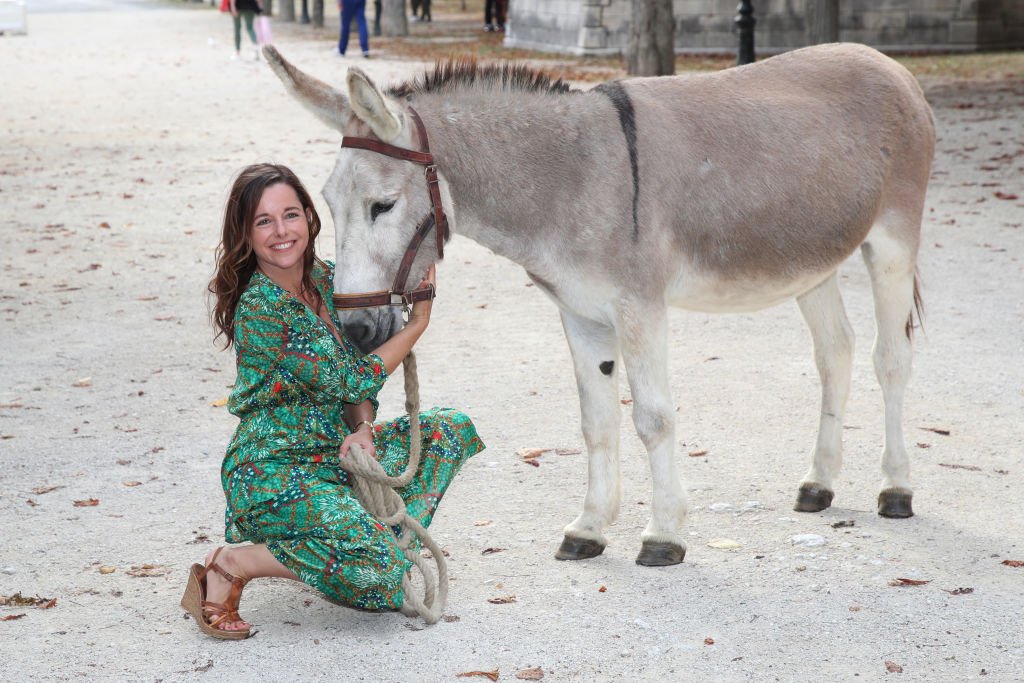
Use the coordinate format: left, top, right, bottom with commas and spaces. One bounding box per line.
264, 47, 446, 353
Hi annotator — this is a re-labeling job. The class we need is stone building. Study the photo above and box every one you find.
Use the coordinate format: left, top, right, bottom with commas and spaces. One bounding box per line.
505, 0, 1024, 56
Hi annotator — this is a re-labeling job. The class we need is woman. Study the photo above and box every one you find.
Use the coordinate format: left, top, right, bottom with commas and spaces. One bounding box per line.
181, 164, 484, 640
230, 0, 263, 61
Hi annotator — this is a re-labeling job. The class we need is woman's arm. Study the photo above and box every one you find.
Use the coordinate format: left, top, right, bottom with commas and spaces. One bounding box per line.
371, 266, 435, 374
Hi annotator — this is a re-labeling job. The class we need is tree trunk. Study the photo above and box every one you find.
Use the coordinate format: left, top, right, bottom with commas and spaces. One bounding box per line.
279, 0, 294, 22
805, 0, 839, 44
626, 0, 675, 77
381, 0, 408, 36
313, 0, 324, 27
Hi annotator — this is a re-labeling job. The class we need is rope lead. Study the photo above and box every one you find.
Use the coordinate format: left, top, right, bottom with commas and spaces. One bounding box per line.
337, 352, 448, 625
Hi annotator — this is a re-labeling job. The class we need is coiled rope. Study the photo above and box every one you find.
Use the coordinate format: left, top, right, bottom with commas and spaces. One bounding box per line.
336, 351, 448, 625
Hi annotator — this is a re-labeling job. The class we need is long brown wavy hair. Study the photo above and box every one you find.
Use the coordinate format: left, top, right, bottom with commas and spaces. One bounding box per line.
209, 163, 325, 348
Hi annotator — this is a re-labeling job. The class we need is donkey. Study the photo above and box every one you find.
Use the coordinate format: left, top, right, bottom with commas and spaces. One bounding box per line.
264, 42, 935, 566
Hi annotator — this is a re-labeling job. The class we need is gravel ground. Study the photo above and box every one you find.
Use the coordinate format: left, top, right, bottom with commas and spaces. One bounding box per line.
1, 3, 1023, 681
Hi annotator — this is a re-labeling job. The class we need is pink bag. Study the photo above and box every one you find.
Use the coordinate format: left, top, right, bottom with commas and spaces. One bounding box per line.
256, 15, 273, 45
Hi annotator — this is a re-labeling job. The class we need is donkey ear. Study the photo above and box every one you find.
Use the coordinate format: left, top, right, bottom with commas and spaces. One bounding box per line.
346, 68, 403, 142
263, 45, 353, 133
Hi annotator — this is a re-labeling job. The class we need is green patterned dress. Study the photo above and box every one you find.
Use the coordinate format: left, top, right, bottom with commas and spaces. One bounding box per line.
221, 260, 485, 610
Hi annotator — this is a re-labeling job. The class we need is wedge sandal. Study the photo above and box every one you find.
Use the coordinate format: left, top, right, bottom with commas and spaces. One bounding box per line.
180, 547, 251, 640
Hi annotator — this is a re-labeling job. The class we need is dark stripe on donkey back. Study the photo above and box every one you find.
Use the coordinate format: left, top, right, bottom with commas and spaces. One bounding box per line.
594, 81, 640, 240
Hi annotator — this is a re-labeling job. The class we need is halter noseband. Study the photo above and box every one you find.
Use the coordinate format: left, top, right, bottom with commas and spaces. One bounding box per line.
333, 107, 449, 311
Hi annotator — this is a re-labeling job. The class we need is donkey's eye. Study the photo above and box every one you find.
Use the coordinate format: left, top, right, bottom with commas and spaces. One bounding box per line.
370, 201, 395, 222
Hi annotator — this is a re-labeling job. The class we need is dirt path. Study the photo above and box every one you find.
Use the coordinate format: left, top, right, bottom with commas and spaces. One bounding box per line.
1, 4, 1022, 681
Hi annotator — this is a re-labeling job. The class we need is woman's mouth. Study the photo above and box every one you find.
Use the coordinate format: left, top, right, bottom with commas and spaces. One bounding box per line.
271, 240, 295, 251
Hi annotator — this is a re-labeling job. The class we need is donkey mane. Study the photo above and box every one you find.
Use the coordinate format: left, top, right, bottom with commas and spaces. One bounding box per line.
387, 58, 579, 98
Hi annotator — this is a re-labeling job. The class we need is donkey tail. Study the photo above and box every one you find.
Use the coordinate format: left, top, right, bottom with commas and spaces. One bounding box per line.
905, 270, 924, 341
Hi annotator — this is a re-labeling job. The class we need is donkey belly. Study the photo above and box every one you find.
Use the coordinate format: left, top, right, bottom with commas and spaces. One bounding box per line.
666, 266, 834, 313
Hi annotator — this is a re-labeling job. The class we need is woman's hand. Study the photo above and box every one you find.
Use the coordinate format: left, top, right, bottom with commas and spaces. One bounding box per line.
407, 265, 436, 331
339, 423, 375, 459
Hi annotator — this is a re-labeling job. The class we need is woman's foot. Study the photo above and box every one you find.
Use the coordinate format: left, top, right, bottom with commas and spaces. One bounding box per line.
202, 547, 250, 633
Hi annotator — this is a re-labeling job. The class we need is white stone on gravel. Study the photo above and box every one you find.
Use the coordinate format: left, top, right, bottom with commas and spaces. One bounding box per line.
790, 533, 827, 547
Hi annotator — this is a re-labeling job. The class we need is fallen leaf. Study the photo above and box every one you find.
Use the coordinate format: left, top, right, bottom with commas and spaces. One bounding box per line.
620, 399, 633, 405
515, 447, 551, 460
1001, 560, 1024, 568
481, 547, 506, 555
99, 222, 111, 228
188, 533, 212, 544
473, 520, 492, 527
98, 566, 117, 574
30, 485, 64, 495
122, 481, 142, 487
920, 426, 951, 436
885, 660, 904, 673
516, 667, 544, 680
916, 442, 931, 449
524, 460, 540, 468
688, 449, 709, 457
704, 637, 715, 645
73, 498, 100, 507
554, 448, 581, 455
1, 614, 25, 621
942, 587, 974, 595
889, 578, 931, 586
126, 564, 172, 577
25, 499, 37, 507
994, 191, 1019, 200
938, 463, 982, 472
849, 604, 862, 612
72, 377, 92, 388
1, 593, 54, 607
707, 538, 742, 550
457, 671, 499, 682
598, 585, 607, 593
210, 397, 228, 407
487, 595, 517, 604
831, 520, 856, 529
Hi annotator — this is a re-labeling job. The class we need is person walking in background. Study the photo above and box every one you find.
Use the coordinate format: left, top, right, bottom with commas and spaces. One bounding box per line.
484, 0, 505, 32
230, 0, 263, 60
418, 0, 431, 22
338, 0, 370, 58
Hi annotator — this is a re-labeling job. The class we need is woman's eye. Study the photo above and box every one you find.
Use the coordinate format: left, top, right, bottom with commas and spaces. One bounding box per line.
370, 201, 395, 222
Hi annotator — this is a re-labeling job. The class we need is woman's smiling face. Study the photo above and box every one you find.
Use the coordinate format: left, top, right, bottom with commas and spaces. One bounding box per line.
250, 182, 311, 283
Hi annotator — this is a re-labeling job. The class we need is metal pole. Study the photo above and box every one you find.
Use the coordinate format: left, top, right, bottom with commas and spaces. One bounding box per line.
300, 0, 310, 24
373, 0, 382, 37
735, 0, 755, 65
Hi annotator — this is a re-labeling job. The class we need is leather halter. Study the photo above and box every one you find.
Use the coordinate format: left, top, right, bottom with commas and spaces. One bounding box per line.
332, 107, 449, 311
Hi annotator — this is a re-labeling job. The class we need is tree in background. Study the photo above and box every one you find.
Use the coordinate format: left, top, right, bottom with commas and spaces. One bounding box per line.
381, 0, 409, 36
313, 0, 324, 27
626, 0, 675, 76
806, 0, 839, 44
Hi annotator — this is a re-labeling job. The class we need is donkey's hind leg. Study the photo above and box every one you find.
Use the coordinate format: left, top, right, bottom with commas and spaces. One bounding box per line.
794, 273, 855, 513
555, 310, 622, 561
862, 230, 920, 518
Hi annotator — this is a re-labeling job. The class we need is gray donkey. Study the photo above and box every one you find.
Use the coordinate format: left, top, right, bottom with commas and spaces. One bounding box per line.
264, 42, 935, 566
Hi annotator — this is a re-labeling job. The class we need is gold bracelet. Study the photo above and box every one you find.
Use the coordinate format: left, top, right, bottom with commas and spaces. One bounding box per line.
355, 420, 375, 435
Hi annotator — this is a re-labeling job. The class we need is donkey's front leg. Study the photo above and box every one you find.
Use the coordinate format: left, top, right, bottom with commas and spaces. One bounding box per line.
618, 304, 688, 566
555, 310, 622, 561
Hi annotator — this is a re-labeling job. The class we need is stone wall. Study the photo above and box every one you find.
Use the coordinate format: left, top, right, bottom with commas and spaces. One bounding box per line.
504, 0, 1024, 56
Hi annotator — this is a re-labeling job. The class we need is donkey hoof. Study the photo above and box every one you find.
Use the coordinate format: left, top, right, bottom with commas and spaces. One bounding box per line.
878, 489, 914, 518
635, 541, 686, 567
794, 485, 834, 512
555, 536, 605, 561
